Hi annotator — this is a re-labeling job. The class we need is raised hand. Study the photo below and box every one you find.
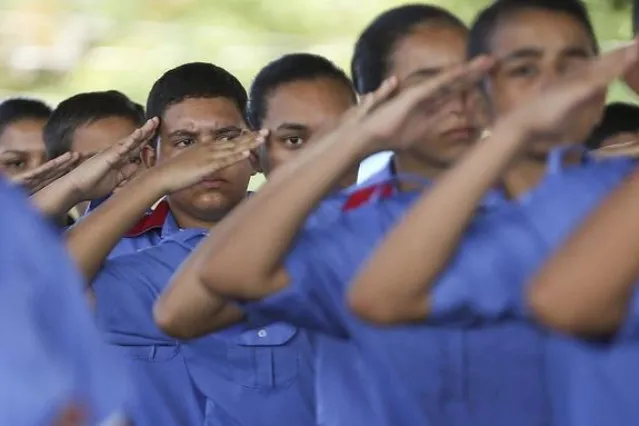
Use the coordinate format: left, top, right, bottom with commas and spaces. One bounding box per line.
60, 117, 158, 201
506, 41, 639, 144
154, 130, 265, 194
7, 152, 81, 195
333, 56, 494, 153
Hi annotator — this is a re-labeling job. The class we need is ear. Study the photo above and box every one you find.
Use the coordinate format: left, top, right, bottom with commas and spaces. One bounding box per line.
141, 144, 157, 169
249, 148, 262, 176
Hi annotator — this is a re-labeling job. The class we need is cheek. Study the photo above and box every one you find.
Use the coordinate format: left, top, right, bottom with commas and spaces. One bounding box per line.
265, 145, 297, 173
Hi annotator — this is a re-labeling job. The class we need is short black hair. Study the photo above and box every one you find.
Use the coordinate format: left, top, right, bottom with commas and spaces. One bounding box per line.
468, 0, 599, 60
585, 102, 639, 149
351, 4, 467, 94
0, 97, 52, 139
246, 53, 356, 129
146, 62, 247, 127
44, 90, 145, 158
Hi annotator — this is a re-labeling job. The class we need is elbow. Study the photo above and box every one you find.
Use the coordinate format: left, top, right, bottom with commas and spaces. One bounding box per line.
348, 285, 421, 325
526, 284, 622, 337
199, 262, 278, 300
153, 300, 199, 340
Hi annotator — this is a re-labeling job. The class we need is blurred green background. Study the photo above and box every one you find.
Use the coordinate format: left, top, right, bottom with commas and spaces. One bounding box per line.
0, 0, 636, 104
0, 0, 635, 188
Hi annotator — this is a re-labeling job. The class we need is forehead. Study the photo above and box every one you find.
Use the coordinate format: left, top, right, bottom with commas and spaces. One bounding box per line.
390, 23, 468, 80
72, 116, 138, 154
0, 119, 46, 152
161, 97, 245, 133
263, 78, 354, 128
490, 9, 595, 56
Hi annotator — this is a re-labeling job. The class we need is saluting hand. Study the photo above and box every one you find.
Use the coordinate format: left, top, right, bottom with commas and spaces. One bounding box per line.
60, 117, 158, 201
326, 56, 494, 155
153, 130, 265, 194
7, 152, 80, 195
507, 40, 639, 145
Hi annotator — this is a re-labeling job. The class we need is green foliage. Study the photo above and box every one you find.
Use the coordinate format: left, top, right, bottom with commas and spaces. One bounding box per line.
0, 0, 635, 103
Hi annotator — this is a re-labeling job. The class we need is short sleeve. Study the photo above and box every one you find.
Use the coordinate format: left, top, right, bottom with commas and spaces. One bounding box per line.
428, 208, 546, 325
241, 229, 351, 337
616, 286, 639, 340
92, 238, 195, 344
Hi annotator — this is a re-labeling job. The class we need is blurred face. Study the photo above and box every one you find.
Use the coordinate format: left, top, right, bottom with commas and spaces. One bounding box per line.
260, 77, 355, 174
487, 9, 601, 151
156, 97, 252, 224
0, 119, 47, 178
73, 116, 145, 190
389, 23, 481, 167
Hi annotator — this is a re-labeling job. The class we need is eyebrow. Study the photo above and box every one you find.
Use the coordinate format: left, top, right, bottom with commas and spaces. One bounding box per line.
275, 123, 308, 132
501, 48, 544, 62
406, 67, 444, 79
501, 46, 592, 63
168, 129, 198, 139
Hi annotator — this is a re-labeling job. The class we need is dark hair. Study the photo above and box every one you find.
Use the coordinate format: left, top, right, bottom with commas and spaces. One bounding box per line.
146, 62, 247, 127
585, 102, 639, 149
468, 0, 599, 60
246, 53, 356, 129
44, 90, 145, 158
351, 4, 467, 94
0, 98, 52, 139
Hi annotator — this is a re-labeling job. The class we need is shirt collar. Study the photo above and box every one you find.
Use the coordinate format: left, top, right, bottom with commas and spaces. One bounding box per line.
124, 200, 172, 238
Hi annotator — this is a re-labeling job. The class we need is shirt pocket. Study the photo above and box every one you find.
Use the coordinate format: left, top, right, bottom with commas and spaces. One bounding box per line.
224, 323, 300, 389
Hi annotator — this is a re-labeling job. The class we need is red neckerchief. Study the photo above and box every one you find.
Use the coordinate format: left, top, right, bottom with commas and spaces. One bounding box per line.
124, 200, 171, 237
342, 183, 394, 211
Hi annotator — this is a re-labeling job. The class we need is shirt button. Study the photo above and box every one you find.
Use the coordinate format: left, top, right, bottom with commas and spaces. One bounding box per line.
257, 329, 267, 338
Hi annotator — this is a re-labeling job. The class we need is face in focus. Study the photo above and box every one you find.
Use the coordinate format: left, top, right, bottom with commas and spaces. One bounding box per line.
389, 23, 481, 167
0, 119, 47, 178
487, 9, 601, 152
259, 77, 356, 178
153, 97, 253, 225
72, 116, 145, 190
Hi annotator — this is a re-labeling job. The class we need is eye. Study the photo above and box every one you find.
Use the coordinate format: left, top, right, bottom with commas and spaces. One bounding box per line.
283, 136, 305, 147
507, 64, 537, 78
175, 138, 196, 148
216, 130, 243, 142
4, 160, 26, 170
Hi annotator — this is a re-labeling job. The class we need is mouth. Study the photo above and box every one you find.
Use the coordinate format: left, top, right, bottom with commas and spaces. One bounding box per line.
442, 127, 477, 141
200, 178, 227, 189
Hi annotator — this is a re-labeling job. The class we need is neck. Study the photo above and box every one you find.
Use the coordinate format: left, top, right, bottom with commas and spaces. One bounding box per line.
167, 203, 231, 231
501, 149, 582, 198
392, 153, 447, 191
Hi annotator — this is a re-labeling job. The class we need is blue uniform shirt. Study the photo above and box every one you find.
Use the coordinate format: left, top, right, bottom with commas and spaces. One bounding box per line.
0, 179, 131, 426
426, 156, 637, 426
92, 229, 315, 426
242, 191, 435, 426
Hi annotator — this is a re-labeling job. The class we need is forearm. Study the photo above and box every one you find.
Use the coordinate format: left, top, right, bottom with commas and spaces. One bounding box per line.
154, 242, 240, 338
65, 171, 165, 282
349, 121, 527, 323
200, 131, 373, 298
528, 166, 639, 336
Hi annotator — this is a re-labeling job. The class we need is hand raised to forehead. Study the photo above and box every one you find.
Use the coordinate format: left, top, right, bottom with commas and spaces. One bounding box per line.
61, 117, 159, 201
505, 40, 639, 143
332, 56, 495, 153
153, 129, 266, 194
8, 152, 80, 195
